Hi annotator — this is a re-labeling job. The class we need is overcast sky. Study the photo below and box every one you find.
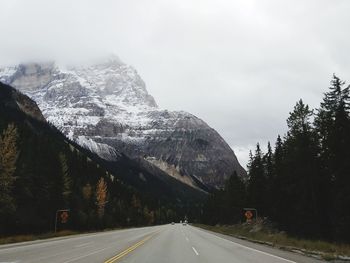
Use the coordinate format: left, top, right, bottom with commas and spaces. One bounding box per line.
1, 0, 350, 167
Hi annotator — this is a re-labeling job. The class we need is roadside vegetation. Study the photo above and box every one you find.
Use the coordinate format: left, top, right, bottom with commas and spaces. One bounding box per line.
196, 222, 350, 261
0, 230, 79, 245
0, 226, 134, 245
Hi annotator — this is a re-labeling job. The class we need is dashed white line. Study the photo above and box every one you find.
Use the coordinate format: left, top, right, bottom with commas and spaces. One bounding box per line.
192, 247, 199, 256
74, 242, 93, 248
185, 237, 189, 242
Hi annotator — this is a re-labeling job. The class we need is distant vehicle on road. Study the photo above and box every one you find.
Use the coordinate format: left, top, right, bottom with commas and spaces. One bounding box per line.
171, 222, 175, 225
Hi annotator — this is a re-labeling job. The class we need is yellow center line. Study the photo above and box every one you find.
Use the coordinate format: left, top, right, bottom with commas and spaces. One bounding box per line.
104, 230, 161, 263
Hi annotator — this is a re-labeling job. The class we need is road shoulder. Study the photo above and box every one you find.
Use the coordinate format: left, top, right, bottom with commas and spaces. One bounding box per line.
192, 225, 325, 263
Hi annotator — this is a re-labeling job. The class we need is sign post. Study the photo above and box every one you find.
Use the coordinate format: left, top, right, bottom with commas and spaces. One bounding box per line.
54, 209, 70, 233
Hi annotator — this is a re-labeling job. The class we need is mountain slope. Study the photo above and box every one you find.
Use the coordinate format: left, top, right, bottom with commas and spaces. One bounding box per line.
0, 82, 204, 235
0, 57, 246, 189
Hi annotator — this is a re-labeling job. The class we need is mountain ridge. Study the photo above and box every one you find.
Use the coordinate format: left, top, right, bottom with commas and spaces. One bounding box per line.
0, 81, 207, 234
0, 57, 246, 189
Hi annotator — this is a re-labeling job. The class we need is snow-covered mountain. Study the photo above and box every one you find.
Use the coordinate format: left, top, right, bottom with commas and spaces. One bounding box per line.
0, 56, 246, 189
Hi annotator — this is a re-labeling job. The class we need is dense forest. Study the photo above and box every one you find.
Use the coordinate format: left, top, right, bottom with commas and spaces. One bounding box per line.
0, 82, 202, 236
203, 75, 350, 242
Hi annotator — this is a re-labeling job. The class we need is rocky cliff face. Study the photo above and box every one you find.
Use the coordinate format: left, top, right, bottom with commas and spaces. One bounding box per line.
0, 80, 45, 122
0, 56, 246, 189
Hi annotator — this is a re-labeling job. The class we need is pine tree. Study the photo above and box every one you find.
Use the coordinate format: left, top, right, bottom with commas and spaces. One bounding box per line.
274, 135, 283, 176
282, 99, 324, 236
287, 99, 313, 135
224, 171, 246, 223
246, 143, 266, 216
315, 75, 349, 163
59, 153, 72, 205
270, 135, 285, 223
82, 183, 92, 200
131, 194, 141, 210
263, 142, 274, 216
264, 142, 273, 178
0, 123, 19, 217
315, 75, 350, 241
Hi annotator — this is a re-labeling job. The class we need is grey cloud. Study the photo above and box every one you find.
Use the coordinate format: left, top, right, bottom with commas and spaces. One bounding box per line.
1, 0, 349, 167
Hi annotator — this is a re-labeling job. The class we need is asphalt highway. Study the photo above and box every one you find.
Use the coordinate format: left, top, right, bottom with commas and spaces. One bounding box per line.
0, 224, 324, 263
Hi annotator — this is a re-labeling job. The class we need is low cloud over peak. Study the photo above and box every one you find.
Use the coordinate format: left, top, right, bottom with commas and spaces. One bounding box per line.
1, 0, 349, 166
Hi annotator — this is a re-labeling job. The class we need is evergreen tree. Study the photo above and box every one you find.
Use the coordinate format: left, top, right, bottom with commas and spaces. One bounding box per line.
264, 142, 273, 178
202, 189, 225, 225
287, 99, 313, 135
82, 183, 92, 201
315, 75, 350, 241
59, 153, 72, 206
0, 123, 19, 220
246, 143, 266, 215
282, 100, 324, 236
269, 135, 285, 223
263, 142, 274, 216
274, 135, 283, 176
224, 171, 246, 223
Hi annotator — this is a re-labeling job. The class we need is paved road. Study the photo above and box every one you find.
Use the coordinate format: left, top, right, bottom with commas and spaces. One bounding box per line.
0, 224, 324, 263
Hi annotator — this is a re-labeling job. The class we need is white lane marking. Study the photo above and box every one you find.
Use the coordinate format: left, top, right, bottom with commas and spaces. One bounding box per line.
74, 242, 93, 248
185, 237, 189, 242
62, 247, 108, 263
192, 247, 199, 256
192, 227, 296, 263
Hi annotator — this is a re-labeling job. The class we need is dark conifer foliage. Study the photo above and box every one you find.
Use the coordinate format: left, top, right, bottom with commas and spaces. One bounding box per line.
0, 124, 18, 219
202, 171, 246, 225
246, 143, 267, 215
202, 75, 350, 242
276, 99, 324, 237
315, 75, 350, 241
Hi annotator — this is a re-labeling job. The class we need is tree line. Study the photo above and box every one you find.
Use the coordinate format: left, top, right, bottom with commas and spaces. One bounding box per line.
0, 83, 183, 235
0, 120, 163, 234
203, 75, 350, 242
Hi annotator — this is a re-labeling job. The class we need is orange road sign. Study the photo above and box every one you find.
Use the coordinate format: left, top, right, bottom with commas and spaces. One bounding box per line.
245, 210, 253, 220
60, 211, 69, 223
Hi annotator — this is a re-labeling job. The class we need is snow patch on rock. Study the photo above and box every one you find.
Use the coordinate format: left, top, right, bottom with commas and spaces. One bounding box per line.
0, 57, 246, 189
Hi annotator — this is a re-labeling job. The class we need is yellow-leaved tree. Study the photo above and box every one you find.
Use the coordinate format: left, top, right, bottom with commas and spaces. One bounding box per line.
96, 177, 108, 218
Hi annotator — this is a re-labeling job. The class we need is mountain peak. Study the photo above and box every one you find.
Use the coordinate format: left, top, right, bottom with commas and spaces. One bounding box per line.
0, 58, 246, 189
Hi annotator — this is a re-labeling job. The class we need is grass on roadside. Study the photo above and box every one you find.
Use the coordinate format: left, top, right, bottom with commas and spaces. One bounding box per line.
0, 230, 80, 245
195, 223, 350, 261
0, 226, 132, 246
